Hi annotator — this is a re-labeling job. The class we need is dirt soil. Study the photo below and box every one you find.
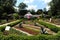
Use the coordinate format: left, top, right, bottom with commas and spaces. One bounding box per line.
14, 24, 39, 35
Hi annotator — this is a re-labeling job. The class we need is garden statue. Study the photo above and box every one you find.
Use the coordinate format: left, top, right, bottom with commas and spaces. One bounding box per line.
49, 17, 53, 22
5, 25, 11, 31
40, 26, 47, 34
4, 25, 11, 35
49, 18, 52, 22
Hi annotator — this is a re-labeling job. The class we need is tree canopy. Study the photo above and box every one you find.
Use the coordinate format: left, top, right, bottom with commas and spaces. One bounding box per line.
18, 2, 28, 16
49, 0, 60, 18
0, 0, 17, 19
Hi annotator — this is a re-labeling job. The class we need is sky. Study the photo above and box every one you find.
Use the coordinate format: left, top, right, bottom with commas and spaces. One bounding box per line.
16, 0, 52, 11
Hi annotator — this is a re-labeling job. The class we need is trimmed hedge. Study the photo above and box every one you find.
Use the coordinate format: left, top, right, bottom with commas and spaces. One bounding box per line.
0, 20, 22, 32
8, 20, 21, 27
0, 33, 60, 40
0, 20, 60, 40
38, 21, 60, 33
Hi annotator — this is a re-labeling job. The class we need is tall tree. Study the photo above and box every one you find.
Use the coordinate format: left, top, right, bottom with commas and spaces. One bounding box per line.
29, 9, 36, 15
43, 8, 48, 15
0, 0, 17, 19
36, 9, 43, 14
18, 2, 28, 15
49, 0, 60, 17
18, 2, 27, 9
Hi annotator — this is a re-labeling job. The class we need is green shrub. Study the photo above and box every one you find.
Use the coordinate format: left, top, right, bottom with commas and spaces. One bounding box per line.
13, 13, 19, 19
0, 33, 60, 40
8, 20, 21, 27
0, 34, 60, 40
38, 21, 60, 33
0, 20, 22, 32
0, 26, 5, 32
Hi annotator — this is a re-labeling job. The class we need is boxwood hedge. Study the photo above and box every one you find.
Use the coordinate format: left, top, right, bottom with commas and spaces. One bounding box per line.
0, 20, 22, 32
0, 20, 60, 40
0, 33, 60, 40
38, 21, 60, 33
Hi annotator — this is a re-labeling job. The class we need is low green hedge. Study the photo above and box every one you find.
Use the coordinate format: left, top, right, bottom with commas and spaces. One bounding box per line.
0, 20, 60, 40
0, 33, 60, 40
38, 21, 60, 33
8, 20, 21, 27
0, 20, 22, 32
0, 26, 6, 32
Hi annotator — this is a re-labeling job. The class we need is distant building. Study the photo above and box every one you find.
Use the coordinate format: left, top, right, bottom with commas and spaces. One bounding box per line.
32, 15, 41, 17
24, 12, 32, 19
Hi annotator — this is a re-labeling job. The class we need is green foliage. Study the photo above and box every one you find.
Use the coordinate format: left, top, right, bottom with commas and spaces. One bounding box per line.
13, 13, 19, 19
18, 2, 28, 16
18, 2, 27, 9
0, 20, 7, 24
36, 9, 43, 15
49, 0, 60, 17
0, 20, 21, 32
0, 33, 60, 40
29, 9, 36, 15
38, 21, 60, 33
0, 26, 5, 32
19, 10, 28, 16
0, 0, 17, 19
8, 20, 22, 27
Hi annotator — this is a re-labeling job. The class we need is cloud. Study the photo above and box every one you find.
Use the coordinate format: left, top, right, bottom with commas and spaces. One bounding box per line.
46, 6, 50, 11
26, 5, 37, 11
23, 0, 34, 3
42, 0, 52, 3
41, 0, 51, 11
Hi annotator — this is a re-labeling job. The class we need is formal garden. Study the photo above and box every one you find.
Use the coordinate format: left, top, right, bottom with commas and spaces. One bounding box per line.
0, 0, 60, 40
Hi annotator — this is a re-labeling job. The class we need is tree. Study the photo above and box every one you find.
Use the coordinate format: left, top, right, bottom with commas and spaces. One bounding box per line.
13, 13, 19, 19
29, 9, 36, 15
36, 9, 43, 14
3, 0, 16, 13
0, 0, 17, 20
43, 8, 48, 15
18, 2, 27, 9
49, 0, 60, 18
18, 2, 28, 16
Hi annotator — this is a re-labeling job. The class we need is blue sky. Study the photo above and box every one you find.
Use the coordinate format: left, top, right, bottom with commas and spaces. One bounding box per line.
16, 0, 52, 11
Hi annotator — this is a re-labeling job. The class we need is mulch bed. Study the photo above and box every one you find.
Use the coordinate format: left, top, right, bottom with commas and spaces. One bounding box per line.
14, 27, 40, 35
22, 24, 40, 29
